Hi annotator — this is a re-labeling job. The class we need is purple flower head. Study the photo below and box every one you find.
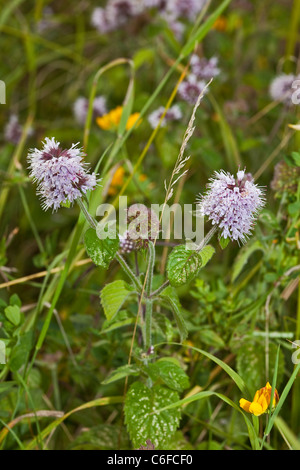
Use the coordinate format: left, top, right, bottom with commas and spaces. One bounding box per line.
269, 73, 298, 106
197, 169, 265, 244
148, 104, 182, 129
92, 0, 143, 33
190, 55, 220, 80
178, 74, 207, 105
73, 95, 107, 126
28, 137, 97, 211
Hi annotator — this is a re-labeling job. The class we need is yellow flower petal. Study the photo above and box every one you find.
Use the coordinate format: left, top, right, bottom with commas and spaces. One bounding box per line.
96, 106, 141, 132
249, 401, 264, 416
257, 394, 269, 413
126, 112, 141, 130
239, 398, 252, 413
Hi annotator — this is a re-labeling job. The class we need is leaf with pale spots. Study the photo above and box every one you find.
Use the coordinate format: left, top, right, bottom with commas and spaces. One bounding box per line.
84, 228, 119, 269
124, 382, 180, 449
147, 359, 190, 392
166, 244, 215, 287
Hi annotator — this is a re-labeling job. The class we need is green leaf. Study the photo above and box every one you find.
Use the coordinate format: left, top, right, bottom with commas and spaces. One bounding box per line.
218, 234, 230, 250
198, 329, 225, 349
166, 245, 202, 287
291, 151, 300, 166
102, 365, 140, 385
100, 280, 135, 321
84, 228, 119, 269
198, 245, 215, 267
147, 359, 190, 392
160, 287, 188, 341
124, 382, 180, 449
288, 201, 300, 216
4, 305, 21, 326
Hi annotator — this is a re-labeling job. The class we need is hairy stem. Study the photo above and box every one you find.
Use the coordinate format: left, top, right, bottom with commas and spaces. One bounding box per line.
144, 242, 155, 351
115, 252, 142, 291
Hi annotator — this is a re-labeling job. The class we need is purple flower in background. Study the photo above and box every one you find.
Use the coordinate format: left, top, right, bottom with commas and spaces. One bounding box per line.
73, 96, 107, 126
148, 104, 182, 129
197, 170, 265, 243
28, 137, 97, 211
173, 0, 206, 20
190, 55, 220, 80
107, 0, 143, 23
178, 75, 207, 105
144, 0, 167, 9
269, 73, 298, 106
91, 7, 115, 34
92, 0, 143, 33
4, 115, 33, 145
4, 115, 23, 144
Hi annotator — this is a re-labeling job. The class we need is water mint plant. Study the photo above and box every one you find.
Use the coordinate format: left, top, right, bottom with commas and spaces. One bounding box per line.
1, 0, 299, 453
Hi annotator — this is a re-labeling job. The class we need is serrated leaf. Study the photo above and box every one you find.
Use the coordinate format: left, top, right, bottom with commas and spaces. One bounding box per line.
166, 245, 215, 287
102, 365, 139, 385
84, 228, 119, 269
166, 245, 202, 287
160, 287, 188, 341
147, 360, 190, 392
124, 382, 180, 449
100, 280, 135, 321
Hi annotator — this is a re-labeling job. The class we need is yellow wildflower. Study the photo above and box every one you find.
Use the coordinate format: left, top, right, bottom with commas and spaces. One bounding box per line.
138, 174, 147, 182
107, 166, 125, 196
96, 106, 141, 131
126, 112, 141, 130
239, 382, 279, 417
213, 16, 227, 32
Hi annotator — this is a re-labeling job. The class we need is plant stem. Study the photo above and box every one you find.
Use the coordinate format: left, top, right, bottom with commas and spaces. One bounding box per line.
144, 242, 155, 351
115, 252, 142, 291
77, 198, 97, 229
145, 298, 153, 352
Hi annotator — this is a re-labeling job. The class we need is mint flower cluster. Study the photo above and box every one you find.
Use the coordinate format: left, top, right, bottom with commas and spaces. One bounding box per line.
197, 170, 265, 243
28, 137, 97, 211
